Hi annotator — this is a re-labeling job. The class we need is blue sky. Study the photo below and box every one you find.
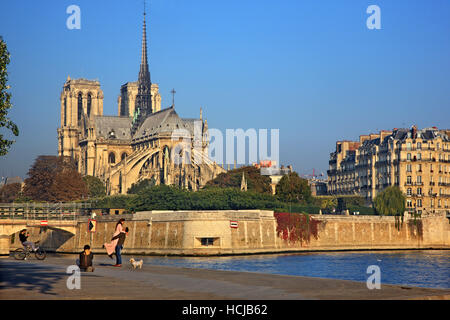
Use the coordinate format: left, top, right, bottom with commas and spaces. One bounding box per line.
0, 0, 449, 179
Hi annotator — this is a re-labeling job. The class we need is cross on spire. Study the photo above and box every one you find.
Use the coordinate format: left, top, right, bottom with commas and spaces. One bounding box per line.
171, 88, 176, 107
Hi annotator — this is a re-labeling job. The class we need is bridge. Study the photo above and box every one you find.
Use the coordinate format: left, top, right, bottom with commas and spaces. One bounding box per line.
0, 203, 88, 255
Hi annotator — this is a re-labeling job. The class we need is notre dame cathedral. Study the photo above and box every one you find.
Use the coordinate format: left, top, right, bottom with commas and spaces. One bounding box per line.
57, 10, 224, 195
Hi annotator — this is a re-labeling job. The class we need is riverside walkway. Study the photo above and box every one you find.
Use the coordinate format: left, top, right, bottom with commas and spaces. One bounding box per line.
0, 255, 449, 300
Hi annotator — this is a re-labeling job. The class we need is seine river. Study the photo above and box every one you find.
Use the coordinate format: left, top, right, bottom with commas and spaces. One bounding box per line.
141, 250, 450, 289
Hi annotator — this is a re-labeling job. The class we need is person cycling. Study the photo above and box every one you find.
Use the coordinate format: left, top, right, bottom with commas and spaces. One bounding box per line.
19, 229, 37, 252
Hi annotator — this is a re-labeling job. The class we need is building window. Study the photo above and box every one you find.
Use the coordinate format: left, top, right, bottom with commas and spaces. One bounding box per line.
197, 237, 220, 247
417, 199, 422, 207
417, 188, 422, 195
417, 142, 421, 150
407, 188, 412, 196
63, 98, 67, 126
407, 153, 411, 160
77, 92, 83, 123
407, 164, 412, 172
407, 142, 411, 151
87, 93, 92, 118
407, 176, 412, 184
121, 153, 127, 161
108, 152, 116, 164
417, 176, 422, 184
407, 200, 412, 207
417, 153, 421, 160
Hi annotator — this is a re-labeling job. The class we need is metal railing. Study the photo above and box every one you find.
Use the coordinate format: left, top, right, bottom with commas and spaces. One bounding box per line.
0, 202, 91, 221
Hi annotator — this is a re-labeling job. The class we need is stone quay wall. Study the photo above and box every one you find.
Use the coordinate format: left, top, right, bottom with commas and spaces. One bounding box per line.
7, 210, 450, 255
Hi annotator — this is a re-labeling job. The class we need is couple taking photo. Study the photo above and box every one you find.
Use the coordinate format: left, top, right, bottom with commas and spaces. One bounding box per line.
104, 218, 128, 267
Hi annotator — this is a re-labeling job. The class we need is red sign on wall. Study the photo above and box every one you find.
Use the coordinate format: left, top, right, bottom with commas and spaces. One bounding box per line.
40, 221, 48, 226
230, 221, 238, 228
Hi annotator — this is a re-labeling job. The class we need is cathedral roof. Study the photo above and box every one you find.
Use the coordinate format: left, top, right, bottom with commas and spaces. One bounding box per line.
94, 116, 132, 141
132, 107, 191, 141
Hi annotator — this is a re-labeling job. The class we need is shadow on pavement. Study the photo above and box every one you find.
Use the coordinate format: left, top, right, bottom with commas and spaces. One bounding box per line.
0, 260, 67, 296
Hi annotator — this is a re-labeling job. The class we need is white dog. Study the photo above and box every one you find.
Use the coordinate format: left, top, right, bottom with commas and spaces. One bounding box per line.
129, 258, 143, 270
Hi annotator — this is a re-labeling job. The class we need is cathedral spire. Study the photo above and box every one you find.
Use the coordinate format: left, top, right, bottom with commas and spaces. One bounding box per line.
132, 3, 153, 135
138, 5, 151, 85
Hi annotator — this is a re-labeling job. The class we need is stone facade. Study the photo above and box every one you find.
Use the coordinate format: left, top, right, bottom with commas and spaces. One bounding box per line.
4, 211, 449, 256
57, 12, 224, 194
327, 126, 450, 216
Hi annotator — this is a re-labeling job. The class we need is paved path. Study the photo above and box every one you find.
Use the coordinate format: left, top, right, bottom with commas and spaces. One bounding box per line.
0, 255, 449, 300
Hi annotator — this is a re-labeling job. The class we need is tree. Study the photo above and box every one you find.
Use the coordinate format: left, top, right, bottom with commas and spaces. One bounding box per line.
205, 166, 272, 193
127, 178, 155, 194
276, 172, 311, 203
319, 196, 337, 210
83, 175, 106, 198
23, 156, 87, 202
0, 37, 19, 156
373, 186, 406, 217
0, 182, 21, 203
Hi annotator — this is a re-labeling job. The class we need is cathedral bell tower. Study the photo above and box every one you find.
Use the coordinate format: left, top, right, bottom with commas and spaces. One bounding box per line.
57, 76, 103, 164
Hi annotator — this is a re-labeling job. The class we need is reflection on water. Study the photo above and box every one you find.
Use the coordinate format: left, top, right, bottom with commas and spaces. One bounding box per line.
139, 250, 450, 289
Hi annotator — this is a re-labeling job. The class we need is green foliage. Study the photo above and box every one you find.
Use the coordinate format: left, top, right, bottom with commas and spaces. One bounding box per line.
127, 178, 156, 194
316, 196, 338, 210
127, 185, 284, 212
347, 206, 376, 215
92, 194, 137, 210
373, 186, 406, 217
83, 175, 106, 198
205, 166, 272, 194
338, 196, 366, 207
0, 37, 19, 156
275, 172, 311, 203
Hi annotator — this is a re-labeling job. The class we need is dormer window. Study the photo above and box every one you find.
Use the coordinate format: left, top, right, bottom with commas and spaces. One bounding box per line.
109, 130, 116, 139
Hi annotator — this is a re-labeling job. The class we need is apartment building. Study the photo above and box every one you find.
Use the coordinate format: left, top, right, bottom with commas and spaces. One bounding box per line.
327, 126, 450, 215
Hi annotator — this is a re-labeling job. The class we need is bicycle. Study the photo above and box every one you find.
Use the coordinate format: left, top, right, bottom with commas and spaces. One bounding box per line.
13, 241, 46, 260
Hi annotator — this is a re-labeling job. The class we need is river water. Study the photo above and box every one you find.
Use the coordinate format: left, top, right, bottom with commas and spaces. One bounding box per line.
138, 250, 450, 289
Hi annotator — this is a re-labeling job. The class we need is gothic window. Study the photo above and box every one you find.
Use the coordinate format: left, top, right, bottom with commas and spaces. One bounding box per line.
64, 98, 67, 126
87, 93, 92, 118
108, 152, 116, 164
163, 146, 170, 168
77, 92, 83, 123
121, 153, 127, 161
